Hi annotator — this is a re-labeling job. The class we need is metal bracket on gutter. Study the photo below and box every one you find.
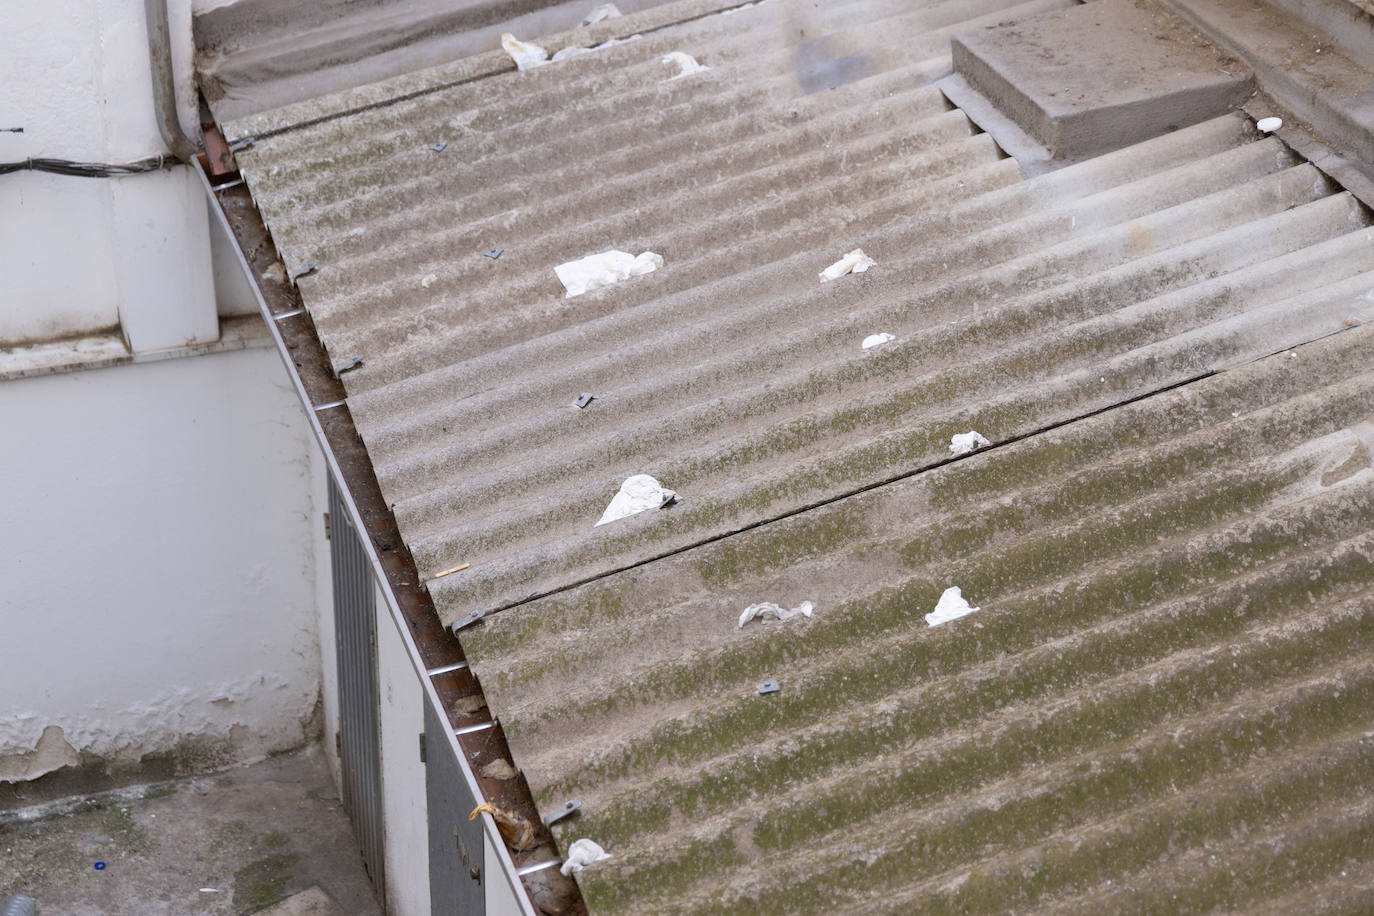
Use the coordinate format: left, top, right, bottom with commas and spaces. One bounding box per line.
194, 162, 584, 916
451, 609, 487, 633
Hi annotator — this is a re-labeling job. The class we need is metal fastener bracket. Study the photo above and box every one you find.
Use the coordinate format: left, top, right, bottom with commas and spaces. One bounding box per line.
543, 799, 581, 827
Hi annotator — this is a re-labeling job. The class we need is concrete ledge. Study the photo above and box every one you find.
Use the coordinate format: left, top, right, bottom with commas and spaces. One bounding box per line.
953, 0, 1254, 160
1162, 0, 1374, 186
0, 314, 271, 382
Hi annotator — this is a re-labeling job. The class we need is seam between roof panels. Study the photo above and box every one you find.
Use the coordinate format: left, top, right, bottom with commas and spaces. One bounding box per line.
233, 0, 771, 147
469, 324, 1362, 627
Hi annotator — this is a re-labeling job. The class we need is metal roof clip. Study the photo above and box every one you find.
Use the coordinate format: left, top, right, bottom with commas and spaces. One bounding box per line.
430, 141, 448, 152
451, 609, 486, 633
757, 679, 781, 695
575, 392, 595, 409
543, 799, 581, 827
291, 260, 319, 281
334, 356, 363, 376
485, 248, 504, 259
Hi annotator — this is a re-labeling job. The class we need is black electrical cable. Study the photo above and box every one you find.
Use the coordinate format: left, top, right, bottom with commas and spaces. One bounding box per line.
0, 154, 177, 178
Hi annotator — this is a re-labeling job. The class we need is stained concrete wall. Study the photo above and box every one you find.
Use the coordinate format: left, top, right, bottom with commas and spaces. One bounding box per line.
375, 581, 431, 916
0, 0, 216, 350
0, 344, 327, 793
372, 578, 529, 916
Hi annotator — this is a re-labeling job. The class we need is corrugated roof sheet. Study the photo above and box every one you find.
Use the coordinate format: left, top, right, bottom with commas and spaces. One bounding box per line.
228, 0, 1374, 909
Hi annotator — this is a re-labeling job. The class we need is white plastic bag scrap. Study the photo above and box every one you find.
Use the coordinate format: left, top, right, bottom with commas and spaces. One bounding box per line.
552, 46, 590, 61
560, 839, 612, 876
925, 586, 980, 627
738, 600, 814, 629
595, 474, 676, 527
820, 248, 876, 282
581, 2, 622, 25
949, 430, 991, 456
862, 333, 895, 350
556, 249, 663, 298
501, 33, 549, 70
663, 51, 710, 78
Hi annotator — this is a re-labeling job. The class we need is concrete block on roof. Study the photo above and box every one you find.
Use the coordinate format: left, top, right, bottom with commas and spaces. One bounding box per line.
952, 0, 1254, 161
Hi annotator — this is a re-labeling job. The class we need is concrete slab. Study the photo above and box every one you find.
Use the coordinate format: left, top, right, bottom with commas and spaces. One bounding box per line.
952, 0, 1254, 160
0, 745, 382, 916
252, 886, 346, 916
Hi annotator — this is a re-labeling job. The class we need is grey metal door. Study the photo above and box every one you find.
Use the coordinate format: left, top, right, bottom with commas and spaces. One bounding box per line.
425, 701, 486, 915
329, 476, 386, 902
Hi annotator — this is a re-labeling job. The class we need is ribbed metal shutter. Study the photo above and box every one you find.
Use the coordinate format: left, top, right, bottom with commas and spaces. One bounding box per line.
328, 476, 386, 903
425, 700, 486, 916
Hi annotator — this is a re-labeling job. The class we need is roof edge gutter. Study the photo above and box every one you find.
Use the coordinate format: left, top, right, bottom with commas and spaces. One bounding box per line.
192, 161, 574, 916
144, 0, 197, 163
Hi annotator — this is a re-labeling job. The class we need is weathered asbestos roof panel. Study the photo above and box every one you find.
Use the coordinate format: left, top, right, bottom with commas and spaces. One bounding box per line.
233, 0, 1091, 619
230, 0, 1374, 909
466, 325, 1374, 913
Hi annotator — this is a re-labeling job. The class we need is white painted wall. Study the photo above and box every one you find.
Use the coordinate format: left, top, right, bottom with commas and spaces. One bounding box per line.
0, 0, 216, 350
313, 442, 342, 794
375, 581, 431, 916
0, 343, 326, 781
485, 833, 529, 916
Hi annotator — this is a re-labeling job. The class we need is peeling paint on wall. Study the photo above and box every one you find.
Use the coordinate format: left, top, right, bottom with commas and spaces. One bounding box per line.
0, 349, 328, 795
0, 726, 81, 783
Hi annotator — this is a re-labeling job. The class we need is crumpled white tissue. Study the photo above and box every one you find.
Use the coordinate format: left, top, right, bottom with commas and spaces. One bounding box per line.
556, 250, 663, 298
738, 600, 814, 629
820, 248, 876, 282
949, 431, 991, 455
581, 2, 622, 25
862, 333, 895, 350
560, 838, 612, 876
596, 474, 676, 527
663, 51, 710, 78
501, 33, 549, 70
925, 587, 980, 627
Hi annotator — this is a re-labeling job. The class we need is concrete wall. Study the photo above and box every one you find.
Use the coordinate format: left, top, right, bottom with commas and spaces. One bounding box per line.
0, 344, 326, 789
373, 579, 528, 916
0, 0, 216, 351
375, 581, 431, 916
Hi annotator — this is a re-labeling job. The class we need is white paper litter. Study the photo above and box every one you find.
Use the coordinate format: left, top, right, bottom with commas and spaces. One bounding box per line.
862, 333, 895, 350
820, 248, 876, 282
949, 430, 991, 455
556, 249, 663, 298
738, 600, 814, 629
925, 586, 980, 627
501, 33, 549, 70
1257, 116, 1283, 133
663, 51, 710, 78
581, 2, 622, 25
595, 474, 676, 526
561, 838, 612, 876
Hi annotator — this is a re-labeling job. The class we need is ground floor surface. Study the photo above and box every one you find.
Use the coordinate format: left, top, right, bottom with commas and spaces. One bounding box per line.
0, 744, 382, 916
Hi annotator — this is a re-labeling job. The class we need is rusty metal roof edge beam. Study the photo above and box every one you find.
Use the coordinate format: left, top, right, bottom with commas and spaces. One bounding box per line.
194, 160, 577, 916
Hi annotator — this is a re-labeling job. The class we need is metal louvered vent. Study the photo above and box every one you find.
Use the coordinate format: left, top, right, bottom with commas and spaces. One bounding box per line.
328, 476, 386, 900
